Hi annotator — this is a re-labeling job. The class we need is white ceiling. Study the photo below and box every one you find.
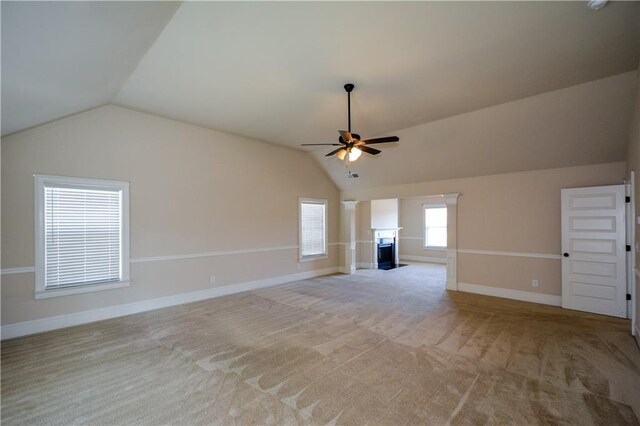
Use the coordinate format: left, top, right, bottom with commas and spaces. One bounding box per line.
2, 1, 639, 189
114, 1, 639, 149
1, 1, 180, 135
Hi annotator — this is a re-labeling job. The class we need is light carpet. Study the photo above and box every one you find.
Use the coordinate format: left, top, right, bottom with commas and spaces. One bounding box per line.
2, 264, 639, 425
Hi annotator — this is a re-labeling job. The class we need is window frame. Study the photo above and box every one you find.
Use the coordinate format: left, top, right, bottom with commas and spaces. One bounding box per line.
34, 174, 131, 299
423, 205, 448, 250
298, 197, 328, 262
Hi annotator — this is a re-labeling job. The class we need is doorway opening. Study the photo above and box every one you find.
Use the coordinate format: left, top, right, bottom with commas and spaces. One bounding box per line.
350, 194, 459, 290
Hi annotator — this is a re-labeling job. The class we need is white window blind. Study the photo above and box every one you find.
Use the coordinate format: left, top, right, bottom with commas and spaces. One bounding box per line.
300, 201, 326, 257
44, 185, 122, 289
425, 207, 447, 248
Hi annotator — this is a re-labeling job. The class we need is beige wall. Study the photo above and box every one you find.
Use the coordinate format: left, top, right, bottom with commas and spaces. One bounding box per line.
626, 68, 640, 338
399, 197, 447, 261
1, 105, 340, 325
345, 162, 626, 296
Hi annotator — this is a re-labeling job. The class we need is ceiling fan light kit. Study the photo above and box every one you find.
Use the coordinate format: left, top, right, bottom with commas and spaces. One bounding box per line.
301, 83, 399, 163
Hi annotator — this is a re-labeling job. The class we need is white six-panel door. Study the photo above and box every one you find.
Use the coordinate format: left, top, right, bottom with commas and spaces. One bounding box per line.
561, 185, 626, 318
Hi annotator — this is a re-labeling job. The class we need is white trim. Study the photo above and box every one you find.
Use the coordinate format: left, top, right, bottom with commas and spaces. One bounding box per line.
299, 197, 328, 261
356, 240, 373, 244
628, 172, 636, 330
414, 193, 460, 205
1, 267, 339, 340
458, 282, 562, 307
443, 193, 460, 205
339, 265, 356, 274
131, 245, 300, 264
1, 244, 342, 274
341, 200, 359, 210
458, 249, 561, 260
446, 248, 458, 290
1, 266, 36, 275
357, 262, 374, 269
424, 247, 447, 253
399, 236, 422, 240
635, 267, 640, 339
400, 255, 447, 264
298, 254, 328, 263
35, 280, 131, 299
34, 174, 131, 299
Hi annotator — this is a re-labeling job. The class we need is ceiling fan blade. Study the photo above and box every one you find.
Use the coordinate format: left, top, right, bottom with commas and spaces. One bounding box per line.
339, 130, 353, 142
326, 147, 346, 157
301, 143, 343, 146
361, 136, 399, 144
359, 145, 381, 155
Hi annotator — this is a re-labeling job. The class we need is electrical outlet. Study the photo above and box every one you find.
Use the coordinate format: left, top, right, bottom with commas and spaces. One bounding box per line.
532, 279, 539, 288
210, 275, 216, 285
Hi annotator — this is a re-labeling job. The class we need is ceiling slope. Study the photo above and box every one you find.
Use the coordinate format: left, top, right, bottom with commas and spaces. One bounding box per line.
1, 1, 181, 136
318, 71, 638, 191
114, 1, 639, 149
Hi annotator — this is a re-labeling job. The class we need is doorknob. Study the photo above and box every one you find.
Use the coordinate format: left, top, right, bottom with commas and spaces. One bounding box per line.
563, 253, 569, 257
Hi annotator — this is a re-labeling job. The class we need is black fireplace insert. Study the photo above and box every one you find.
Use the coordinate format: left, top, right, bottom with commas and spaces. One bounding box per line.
377, 239, 394, 270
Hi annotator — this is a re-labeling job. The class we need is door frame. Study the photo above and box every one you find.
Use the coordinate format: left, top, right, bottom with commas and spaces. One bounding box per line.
627, 171, 636, 335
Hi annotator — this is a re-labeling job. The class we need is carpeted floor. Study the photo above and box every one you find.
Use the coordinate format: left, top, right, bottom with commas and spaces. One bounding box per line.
2, 263, 640, 425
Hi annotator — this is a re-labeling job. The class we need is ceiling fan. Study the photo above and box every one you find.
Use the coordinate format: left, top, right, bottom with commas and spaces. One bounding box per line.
301, 83, 399, 161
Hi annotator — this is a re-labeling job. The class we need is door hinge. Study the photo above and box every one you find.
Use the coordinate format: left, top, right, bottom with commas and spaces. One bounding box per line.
627, 294, 632, 301
626, 196, 631, 203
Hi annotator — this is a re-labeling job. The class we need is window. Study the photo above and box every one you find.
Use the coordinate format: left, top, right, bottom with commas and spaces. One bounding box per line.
35, 175, 130, 298
299, 198, 327, 260
424, 206, 447, 248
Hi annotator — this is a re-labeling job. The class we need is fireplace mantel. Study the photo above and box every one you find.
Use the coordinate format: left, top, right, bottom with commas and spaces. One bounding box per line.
371, 227, 403, 237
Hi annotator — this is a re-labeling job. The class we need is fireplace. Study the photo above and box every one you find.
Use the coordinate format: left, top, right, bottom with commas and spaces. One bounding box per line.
371, 228, 401, 270
377, 238, 395, 270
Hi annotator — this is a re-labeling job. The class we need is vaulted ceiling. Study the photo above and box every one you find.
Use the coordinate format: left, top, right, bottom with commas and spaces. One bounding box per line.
1, 1, 181, 136
2, 1, 639, 189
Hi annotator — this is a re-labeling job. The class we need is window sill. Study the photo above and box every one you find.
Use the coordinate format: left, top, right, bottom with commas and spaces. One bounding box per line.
35, 280, 131, 299
299, 254, 328, 263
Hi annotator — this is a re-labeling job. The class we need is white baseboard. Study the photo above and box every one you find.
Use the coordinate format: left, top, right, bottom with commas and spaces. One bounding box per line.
338, 265, 356, 274
457, 282, 561, 307
356, 262, 374, 269
400, 255, 447, 264
1, 267, 339, 340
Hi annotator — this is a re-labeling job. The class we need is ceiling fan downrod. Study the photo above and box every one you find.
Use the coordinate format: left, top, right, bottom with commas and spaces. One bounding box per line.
344, 83, 354, 132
